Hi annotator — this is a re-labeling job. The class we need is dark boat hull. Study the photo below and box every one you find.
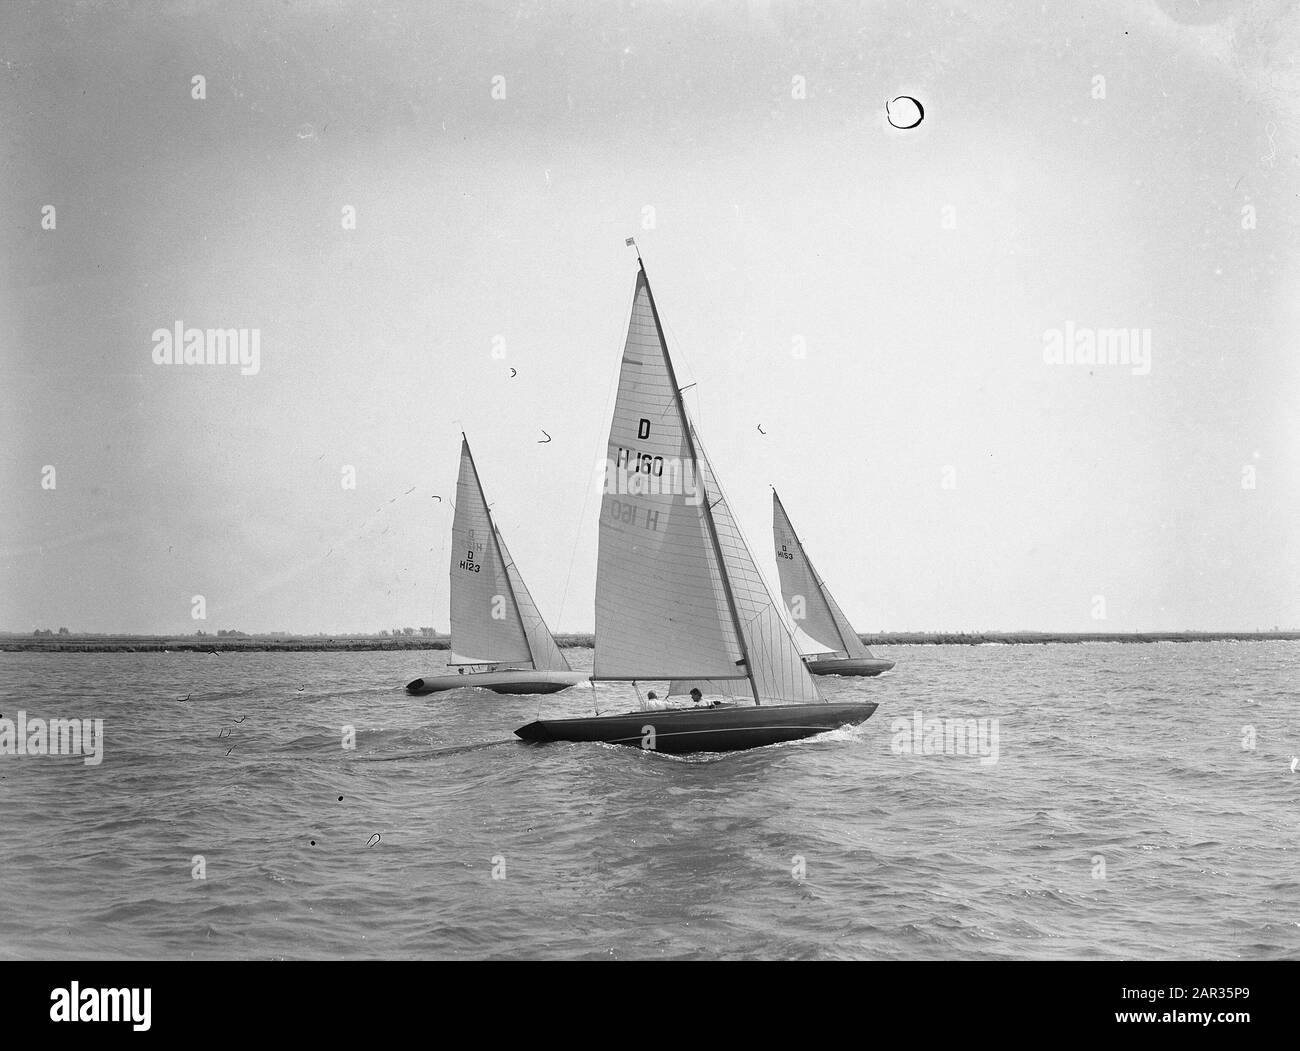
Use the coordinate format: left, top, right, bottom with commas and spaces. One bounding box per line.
514, 701, 877, 754
406, 670, 587, 696
804, 657, 895, 677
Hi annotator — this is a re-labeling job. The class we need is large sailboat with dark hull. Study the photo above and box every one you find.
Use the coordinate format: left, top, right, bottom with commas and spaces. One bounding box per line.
514, 245, 878, 752
772, 489, 895, 677
406, 436, 587, 696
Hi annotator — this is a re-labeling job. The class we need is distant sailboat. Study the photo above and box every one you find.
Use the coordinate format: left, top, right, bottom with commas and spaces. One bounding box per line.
406, 436, 587, 695
514, 248, 878, 751
772, 489, 895, 677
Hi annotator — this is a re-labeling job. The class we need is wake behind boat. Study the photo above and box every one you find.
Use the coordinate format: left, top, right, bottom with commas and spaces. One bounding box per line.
772, 489, 895, 677
514, 243, 877, 752
408, 669, 583, 695
406, 436, 586, 696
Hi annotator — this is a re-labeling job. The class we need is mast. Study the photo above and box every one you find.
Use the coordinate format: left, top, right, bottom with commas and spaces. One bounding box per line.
462, 433, 536, 669
637, 258, 762, 705
774, 487, 857, 656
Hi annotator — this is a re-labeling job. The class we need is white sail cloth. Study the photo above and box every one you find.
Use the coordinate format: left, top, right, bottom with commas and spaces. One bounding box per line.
448, 437, 569, 671
593, 272, 746, 682
594, 268, 823, 706
496, 526, 571, 671
666, 434, 822, 705
772, 490, 876, 660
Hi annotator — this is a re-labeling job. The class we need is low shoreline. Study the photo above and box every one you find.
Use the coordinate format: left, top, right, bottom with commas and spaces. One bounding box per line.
2, 631, 1296, 653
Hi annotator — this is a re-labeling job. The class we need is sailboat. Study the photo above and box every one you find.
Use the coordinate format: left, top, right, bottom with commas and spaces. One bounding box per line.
405, 436, 587, 695
772, 490, 895, 677
514, 247, 878, 752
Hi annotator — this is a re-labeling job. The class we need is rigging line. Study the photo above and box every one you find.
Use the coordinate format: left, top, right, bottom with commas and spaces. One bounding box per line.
555, 464, 596, 634
642, 266, 760, 708
430, 528, 449, 634
658, 382, 698, 421
656, 292, 728, 429
468, 442, 535, 669
657, 311, 709, 427
555, 279, 633, 632
696, 427, 824, 703
779, 491, 854, 657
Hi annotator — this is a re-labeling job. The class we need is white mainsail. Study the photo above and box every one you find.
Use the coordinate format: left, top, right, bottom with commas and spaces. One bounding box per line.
594, 263, 823, 706
772, 489, 875, 660
449, 436, 552, 669
593, 271, 745, 682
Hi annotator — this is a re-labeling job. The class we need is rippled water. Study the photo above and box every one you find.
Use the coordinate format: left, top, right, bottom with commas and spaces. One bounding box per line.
0, 642, 1296, 960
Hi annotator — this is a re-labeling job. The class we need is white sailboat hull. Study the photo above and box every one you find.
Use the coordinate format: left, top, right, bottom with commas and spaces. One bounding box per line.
406, 670, 588, 695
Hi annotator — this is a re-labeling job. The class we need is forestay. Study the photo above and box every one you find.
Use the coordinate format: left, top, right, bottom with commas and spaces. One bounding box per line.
495, 526, 571, 672
666, 435, 823, 706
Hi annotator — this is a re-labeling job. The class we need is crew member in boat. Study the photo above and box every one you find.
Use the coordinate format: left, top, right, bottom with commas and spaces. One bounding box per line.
688, 687, 725, 708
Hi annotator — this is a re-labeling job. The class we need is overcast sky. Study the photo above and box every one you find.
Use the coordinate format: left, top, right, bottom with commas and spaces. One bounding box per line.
2, 0, 1297, 635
